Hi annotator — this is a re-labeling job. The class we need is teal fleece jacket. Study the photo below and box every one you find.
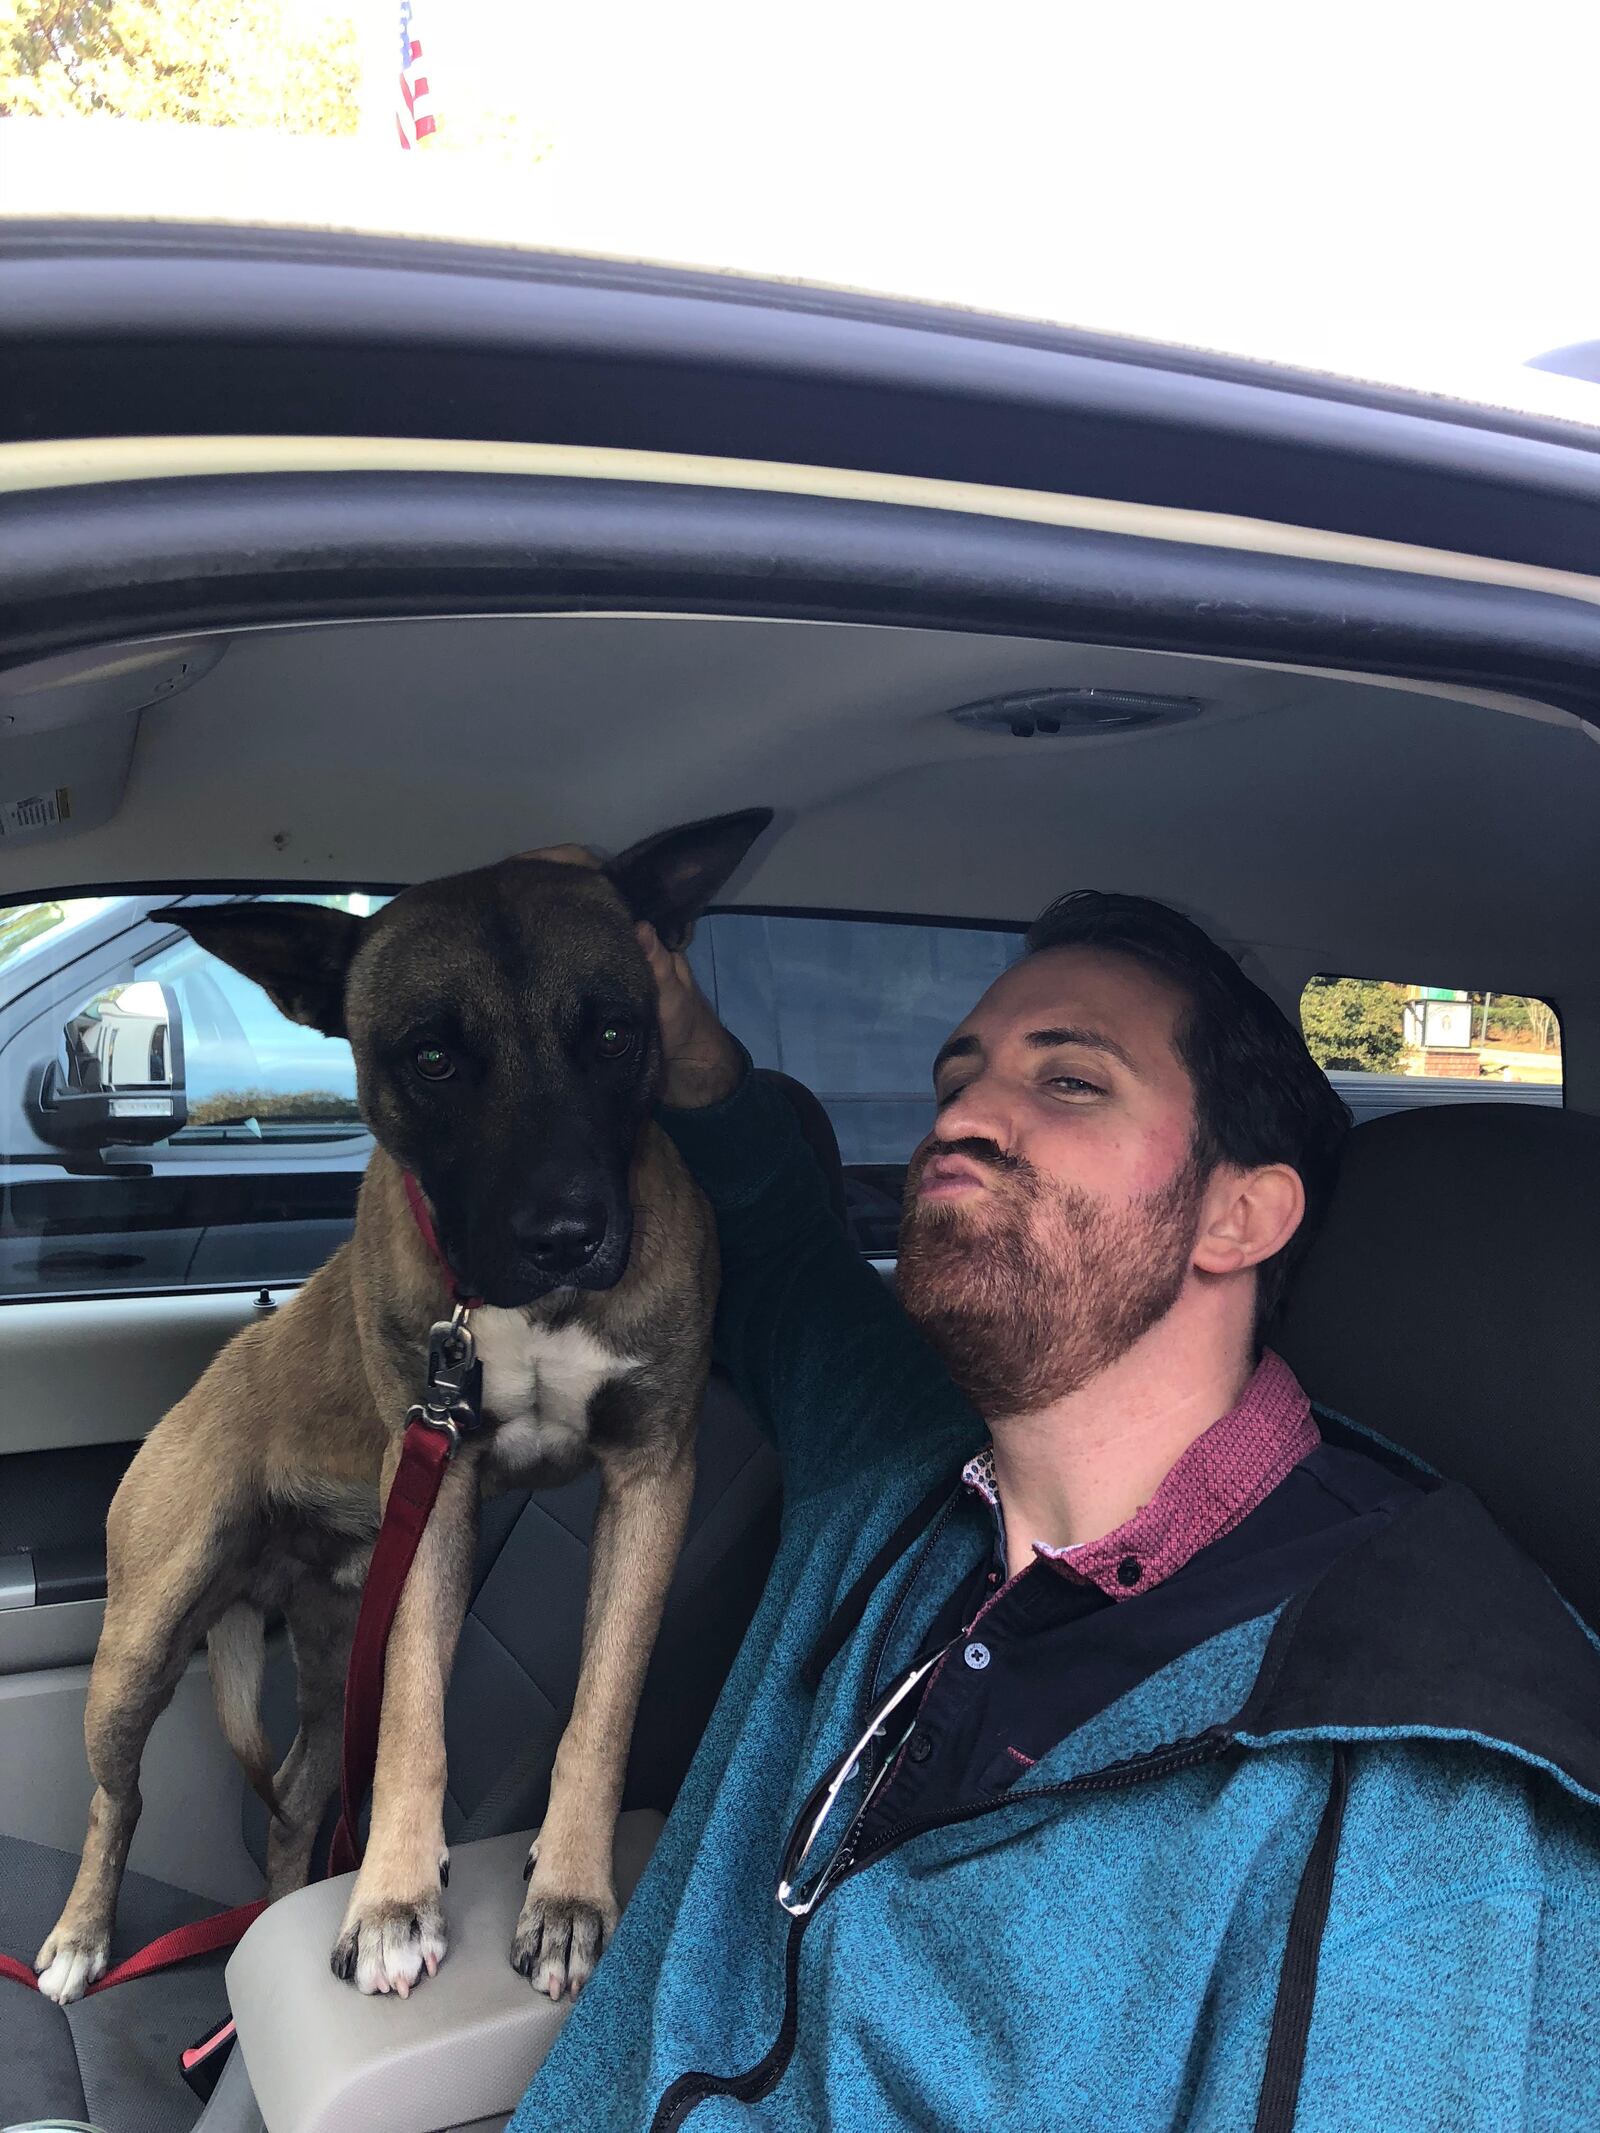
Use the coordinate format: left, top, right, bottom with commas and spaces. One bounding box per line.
513, 1070, 1600, 2132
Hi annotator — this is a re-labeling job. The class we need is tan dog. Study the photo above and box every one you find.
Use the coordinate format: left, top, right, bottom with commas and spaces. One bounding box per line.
35, 811, 771, 2003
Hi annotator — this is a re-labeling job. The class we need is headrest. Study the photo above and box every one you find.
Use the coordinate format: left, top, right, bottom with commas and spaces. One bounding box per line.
755, 1068, 849, 1231
1272, 1103, 1600, 1628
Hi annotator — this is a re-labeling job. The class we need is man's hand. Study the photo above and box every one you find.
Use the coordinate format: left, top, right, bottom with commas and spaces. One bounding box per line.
516, 842, 744, 1110
634, 920, 744, 1109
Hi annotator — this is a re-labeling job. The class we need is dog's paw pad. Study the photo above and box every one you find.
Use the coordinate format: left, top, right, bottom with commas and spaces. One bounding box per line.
510, 1889, 617, 2000
330, 1893, 447, 1996
35, 1933, 109, 2005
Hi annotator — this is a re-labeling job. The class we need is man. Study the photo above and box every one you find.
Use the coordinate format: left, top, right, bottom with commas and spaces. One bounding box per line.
513, 885, 1600, 2132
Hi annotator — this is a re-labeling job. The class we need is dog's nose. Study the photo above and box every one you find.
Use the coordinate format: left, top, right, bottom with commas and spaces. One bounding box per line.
512, 1203, 607, 1276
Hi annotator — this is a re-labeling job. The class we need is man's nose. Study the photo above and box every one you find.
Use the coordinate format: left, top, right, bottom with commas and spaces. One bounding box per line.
510, 1198, 608, 1275
930, 1071, 1016, 1159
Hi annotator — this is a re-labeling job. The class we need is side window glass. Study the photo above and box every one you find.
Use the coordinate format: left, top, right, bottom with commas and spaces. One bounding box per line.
139, 934, 364, 1141
0, 892, 387, 1302
694, 913, 1025, 1254
1301, 977, 1562, 1124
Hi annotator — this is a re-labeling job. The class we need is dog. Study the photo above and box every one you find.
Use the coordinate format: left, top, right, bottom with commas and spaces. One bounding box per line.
34, 809, 772, 2004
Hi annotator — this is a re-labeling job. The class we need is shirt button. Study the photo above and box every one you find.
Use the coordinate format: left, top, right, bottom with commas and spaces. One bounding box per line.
1116, 1556, 1143, 1588
907, 1731, 933, 1763
963, 1641, 992, 1670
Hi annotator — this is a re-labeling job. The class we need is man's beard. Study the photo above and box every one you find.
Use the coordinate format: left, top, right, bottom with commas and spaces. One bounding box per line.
896, 1139, 1207, 1419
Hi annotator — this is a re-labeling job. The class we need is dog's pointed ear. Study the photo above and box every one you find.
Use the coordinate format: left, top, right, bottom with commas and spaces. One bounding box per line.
151, 902, 366, 1037
606, 810, 774, 950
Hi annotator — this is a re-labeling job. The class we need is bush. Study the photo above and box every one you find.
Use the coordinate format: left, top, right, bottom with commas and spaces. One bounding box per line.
187, 1087, 362, 1126
1300, 978, 1404, 1074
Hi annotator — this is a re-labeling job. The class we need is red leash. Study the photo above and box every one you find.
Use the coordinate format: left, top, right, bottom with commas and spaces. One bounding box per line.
0, 1901, 269, 2000
2, 1172, 476, 2002
327, 1419, 456, 1874
331, 1174, 482, 1872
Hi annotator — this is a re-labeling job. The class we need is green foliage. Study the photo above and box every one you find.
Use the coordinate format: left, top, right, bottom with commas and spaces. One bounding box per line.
0, 901, 64, 969
1300, 977, 1405, 1074
0, 0, 358, 132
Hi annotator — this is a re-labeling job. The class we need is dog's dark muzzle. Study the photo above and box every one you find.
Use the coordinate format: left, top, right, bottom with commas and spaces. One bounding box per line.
444, 1183, 634, 1308
511, 1194, 609, 1278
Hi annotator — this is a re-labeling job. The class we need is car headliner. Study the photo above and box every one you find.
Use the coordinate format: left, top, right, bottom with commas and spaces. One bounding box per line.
1, 612, 1593, 1099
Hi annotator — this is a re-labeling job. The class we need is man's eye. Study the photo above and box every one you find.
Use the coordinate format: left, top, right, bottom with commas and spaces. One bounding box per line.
413, 1044, 456, 1082
597, 1022, 637, 1060
1048, 1074, 1103, 1097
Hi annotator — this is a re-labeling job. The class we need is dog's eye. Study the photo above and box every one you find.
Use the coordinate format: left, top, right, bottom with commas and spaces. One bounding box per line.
413, 1044, 456, 1082
596, 1022, 636, 1060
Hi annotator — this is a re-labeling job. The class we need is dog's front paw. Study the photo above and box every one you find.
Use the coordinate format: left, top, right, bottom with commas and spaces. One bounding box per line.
510, 1880, 618, 2000
35, 1928, 109, 2005
330, 1888, 447, 1997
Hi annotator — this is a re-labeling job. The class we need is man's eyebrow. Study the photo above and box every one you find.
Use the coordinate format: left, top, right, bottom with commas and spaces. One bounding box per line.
932, 1032, 981, 1081
1025, 1026, 1140, 1075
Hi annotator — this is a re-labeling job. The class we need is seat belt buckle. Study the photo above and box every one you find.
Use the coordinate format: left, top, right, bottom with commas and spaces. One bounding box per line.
179, 2014, 238, 2100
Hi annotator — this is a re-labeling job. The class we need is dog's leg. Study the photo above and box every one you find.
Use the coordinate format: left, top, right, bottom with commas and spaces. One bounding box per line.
512, 1439, 696, 1999
329, 1438, 477, 1996
265, 1577, 361, 1901
35, 1531, 224, 2004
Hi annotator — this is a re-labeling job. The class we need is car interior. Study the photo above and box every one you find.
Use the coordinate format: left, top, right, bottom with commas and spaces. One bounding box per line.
3, 223, 1600, 2131
1, 600, 1596, 2133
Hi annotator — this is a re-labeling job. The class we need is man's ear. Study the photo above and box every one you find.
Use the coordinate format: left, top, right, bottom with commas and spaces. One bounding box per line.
1191, 1163, 1306, 1278
151, 903, 365, 1037
605, 809, 774, 950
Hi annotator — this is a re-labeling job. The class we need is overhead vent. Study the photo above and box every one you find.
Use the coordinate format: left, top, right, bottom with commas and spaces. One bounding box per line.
949, 687, 1204, 739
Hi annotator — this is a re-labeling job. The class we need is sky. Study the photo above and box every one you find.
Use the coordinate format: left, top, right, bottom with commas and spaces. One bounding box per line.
5, 0, 1600, 418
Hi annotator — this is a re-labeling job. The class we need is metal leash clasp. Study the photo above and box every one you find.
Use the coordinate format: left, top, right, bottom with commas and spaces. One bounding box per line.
407, 1302, 482, 1456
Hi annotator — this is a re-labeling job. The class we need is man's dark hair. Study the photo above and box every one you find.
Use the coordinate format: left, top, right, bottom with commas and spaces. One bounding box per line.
1024, 890, 1350, 1329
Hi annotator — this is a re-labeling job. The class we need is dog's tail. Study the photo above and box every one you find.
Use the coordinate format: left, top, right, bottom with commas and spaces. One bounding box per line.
207, 1603, 281, 1819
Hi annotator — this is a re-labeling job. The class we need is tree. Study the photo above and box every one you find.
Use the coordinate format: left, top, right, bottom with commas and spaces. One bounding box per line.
0, 0, 358, 132
1524, 996, 1559, 1052
1299, 977, 1404, 1074
1468, 992, 1559, 1051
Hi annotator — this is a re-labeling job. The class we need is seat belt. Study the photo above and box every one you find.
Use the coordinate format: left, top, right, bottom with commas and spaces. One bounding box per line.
0, 1172, 478, 2009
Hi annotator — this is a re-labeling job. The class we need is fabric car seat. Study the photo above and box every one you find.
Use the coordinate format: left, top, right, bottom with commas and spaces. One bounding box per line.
1271, 1101, 1600, 1627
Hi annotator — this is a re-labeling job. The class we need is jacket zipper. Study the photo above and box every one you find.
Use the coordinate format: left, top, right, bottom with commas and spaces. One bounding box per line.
647, 1725, 1236, 2132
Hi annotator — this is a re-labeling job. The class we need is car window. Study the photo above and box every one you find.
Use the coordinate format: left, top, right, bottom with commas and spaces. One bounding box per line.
12, 900, 1566, 1300
688, 913, 1025, 1254
0, 896, 125, 977
1300, 976, 1562, 1124
141, 932, 365, 1142
2, 897, 1020, 1298
0, 891, 388, 1302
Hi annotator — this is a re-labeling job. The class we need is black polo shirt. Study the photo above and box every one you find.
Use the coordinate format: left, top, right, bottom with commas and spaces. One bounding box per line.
854, 1440, 1421, 1839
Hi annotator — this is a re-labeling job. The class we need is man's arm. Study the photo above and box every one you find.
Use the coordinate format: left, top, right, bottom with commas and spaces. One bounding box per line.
1292, 1877, 1600, 2133
641, 922, 975, 1502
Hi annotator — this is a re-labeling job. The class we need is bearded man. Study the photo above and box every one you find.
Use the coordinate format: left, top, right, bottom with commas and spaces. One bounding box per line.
514, 887, 1600, 2133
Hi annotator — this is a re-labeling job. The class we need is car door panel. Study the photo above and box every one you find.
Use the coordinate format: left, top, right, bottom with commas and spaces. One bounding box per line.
1, 1291, 264, 1456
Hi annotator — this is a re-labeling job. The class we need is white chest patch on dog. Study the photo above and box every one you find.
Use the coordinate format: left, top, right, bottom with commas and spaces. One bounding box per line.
473, 1307, 640, 1474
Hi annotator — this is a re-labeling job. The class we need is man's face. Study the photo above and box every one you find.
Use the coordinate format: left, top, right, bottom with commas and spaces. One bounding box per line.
897, 945, 1210, 1418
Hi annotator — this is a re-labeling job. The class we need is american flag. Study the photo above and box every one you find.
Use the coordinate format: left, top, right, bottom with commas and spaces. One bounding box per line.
396, 0, 437, 149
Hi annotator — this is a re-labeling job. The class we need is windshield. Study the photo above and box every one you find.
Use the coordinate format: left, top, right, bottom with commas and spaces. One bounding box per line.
4, 1, 1598, 425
